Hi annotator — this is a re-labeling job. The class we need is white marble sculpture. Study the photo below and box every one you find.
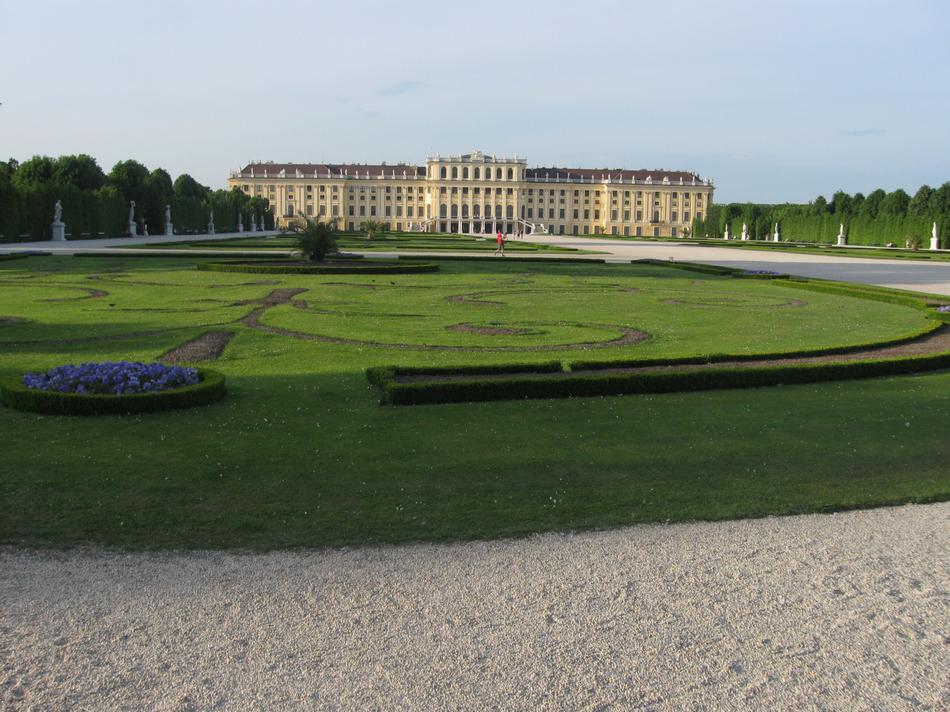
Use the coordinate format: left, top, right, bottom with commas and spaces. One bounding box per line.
931, 222, 940, 251
128, 201, 137, 237
208, 208, 215, 235
773, 222, 780, 242
837, 223, 847, 247
741, 223, 749, 241
51, 200, 66, 241
724, 224, 730, 240
237, 213, 244, 232
164, 204, 173, 236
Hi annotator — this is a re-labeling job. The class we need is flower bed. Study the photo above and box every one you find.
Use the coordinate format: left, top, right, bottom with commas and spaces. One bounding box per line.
23, 361, 199, 395
1, 363, 226, 415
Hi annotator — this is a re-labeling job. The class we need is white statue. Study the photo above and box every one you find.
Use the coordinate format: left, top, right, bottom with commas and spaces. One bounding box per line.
724, 224, 730, 240
53, 200, 62, 223
741, 223, 749, 240
165, 204, 172, 223
128, 201, 136, 223
931, 221, 940, 250
773, 222, 780, 242
837, 223, 847, 247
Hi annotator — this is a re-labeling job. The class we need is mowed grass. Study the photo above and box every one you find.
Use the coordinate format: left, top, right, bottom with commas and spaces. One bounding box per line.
0, 255, 948, 550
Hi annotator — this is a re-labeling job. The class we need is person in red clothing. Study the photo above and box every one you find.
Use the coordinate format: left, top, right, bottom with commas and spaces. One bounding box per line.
494, 231, 505, 257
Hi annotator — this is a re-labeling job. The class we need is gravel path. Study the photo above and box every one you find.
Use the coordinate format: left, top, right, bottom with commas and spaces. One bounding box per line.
2, 503, 948, 711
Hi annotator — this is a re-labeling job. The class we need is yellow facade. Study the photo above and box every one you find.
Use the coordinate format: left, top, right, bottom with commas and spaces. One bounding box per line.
228, 150, 714, 237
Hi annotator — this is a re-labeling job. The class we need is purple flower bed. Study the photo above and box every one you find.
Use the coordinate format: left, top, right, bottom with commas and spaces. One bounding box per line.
937, 305, 950, 313
742, 270, 784, 276
23, 361, 199, 396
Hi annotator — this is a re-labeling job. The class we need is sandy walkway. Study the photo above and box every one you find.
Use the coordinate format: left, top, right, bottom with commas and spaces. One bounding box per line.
2, 503, 948, 710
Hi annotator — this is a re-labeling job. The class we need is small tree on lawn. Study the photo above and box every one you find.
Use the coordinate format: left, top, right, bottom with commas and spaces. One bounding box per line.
292, 216, 337, 262
360, 219, 385, 240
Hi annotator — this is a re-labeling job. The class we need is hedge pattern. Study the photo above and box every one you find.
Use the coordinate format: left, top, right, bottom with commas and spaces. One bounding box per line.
367, 271, 950, 405
0, 368, 226, 415
197, 261, 440, 275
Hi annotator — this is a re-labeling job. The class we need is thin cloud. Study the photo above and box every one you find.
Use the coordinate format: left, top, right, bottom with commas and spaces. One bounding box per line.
840, 128, 887, 137
355, 107, 382, 119
377, 81, 425, 97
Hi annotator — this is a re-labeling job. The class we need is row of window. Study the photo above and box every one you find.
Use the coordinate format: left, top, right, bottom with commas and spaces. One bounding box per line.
433, 166, 517, 180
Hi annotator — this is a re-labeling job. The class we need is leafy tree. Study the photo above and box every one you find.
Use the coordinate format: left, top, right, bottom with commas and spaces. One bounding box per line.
53, 154, 106, 191
861, 189, 886, 218
13, 155, 56, 188
360, 219, 385, 239
880, 189, 910, 215
812, 195, 829, 215
927, 182, 950, 215
107, 160, 150, 210
908, 185, 933, 216
173, 173, 209, 201
292, 217, 337, 262
851, 192, 865, 214
830, 190, 853, 215
147, 168, 174, 200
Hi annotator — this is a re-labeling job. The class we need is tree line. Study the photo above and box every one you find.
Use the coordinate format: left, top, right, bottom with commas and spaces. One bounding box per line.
0, 154, 274, 241
692, 182, 950, 247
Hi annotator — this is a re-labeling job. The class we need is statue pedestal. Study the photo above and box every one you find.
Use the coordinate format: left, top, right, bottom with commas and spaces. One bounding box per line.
208, 224, 215, 235
51, 221, 66, 241
931, 236, 940, 251
772, 235, 780, 242
128, 222, 137, 237
238, 223, 244, 233
165, 223, 174, 237
837, 236, 847, 247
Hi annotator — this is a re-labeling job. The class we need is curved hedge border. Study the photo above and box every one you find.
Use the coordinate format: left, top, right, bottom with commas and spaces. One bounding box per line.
0, 368, 226, 415
197, 260, 440, 275
367, 271, 950, 405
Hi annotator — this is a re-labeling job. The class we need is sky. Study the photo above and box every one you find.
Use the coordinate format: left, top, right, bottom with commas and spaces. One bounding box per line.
1, 0, 948, 203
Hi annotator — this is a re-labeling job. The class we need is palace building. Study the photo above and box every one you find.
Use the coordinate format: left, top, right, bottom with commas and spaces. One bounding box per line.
228, 150, 714, 237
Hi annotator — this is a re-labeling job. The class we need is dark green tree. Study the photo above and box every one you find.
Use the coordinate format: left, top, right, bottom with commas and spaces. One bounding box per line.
173, 173, 209, 201
861, 189, 886, 218
53, 154, 106, 191
831, 190, 853, 215
880, 189, 910, 215
293, 217, 337, 261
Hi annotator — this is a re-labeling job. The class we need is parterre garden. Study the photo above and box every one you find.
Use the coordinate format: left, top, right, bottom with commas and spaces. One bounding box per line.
1, 253, 949, 549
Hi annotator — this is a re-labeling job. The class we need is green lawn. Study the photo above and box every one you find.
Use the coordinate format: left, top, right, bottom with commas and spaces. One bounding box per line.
1, 255, 947, 549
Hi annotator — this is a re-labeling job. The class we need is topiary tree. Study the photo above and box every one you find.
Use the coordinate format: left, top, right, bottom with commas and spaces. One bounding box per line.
360, 219, 385, 239
292, 217, 337, 262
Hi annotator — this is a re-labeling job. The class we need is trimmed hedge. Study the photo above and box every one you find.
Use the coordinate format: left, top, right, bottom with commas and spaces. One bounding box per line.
635, 259, 736, 276
0, 368, 226, 415
198, 260, 439, 275
376, 353, 950, 406
367, 361, 563, 387
569, 321, 945, 371
396, 254, 606, 265
0, 254, 30, 262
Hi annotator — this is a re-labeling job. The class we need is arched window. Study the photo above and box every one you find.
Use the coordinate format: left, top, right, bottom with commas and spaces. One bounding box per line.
451, 204, 458, 217
439, 203, 447, 218
462, 167, 469, 179
506, 205, 513, 218
495, 168, 502, 180
474, 167, 480, 180
440, 167, 446, 179
473, 204, 480, 218
495, 205, 502, 218
507, 168, 513, 180
484, 204, 491, 218
461, 204, 469, 218
452, 167, 458, 179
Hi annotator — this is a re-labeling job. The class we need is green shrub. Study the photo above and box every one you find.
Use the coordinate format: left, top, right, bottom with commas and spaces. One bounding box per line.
292, 217, 338, 261
375, 354, 950, 406
0, 368, 226, 415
